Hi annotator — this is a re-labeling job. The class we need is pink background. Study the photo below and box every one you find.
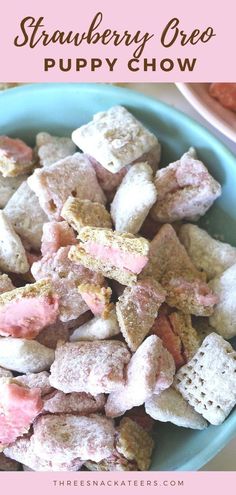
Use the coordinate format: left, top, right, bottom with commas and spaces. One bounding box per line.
0, 0, 235, 82
1, 472, 236, 494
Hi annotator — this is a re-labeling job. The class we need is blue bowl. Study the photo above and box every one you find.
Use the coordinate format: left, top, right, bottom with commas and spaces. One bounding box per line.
0, 83, 236, 471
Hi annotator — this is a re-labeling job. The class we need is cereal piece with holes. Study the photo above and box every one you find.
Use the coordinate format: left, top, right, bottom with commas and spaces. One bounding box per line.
72, 106, 159, 174
36, 132, 76, 167
61, 197, 112, 233
116, 278, 166, 351
28, 153, 106, 220
151, 148, 221, 223
49, 340, 131, 394
174, 333, 236, 425
0, 136, 34, 177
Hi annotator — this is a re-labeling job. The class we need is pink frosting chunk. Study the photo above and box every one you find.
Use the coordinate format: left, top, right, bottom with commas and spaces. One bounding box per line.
0, 382, 43, 446
0, 295, 59, 339
84, 242, 148, 274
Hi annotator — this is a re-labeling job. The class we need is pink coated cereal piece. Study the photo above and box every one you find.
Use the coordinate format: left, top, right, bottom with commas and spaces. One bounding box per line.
28, 153, 106, 220
4, 436, 83, 471
105, 335, 175, 418
0, 136, 33, 177
0, 381, 43, 447
31, 246, 104, 322
31, 413, 115, 463
43, 391, 106, 414
15, 372, 53, 397
41, 221, 76, 256
151, 148, 221, 222
49, 340, 131, 395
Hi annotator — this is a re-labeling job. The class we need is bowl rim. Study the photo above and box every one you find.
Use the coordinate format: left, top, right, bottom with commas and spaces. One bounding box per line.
1, 82, 236, 471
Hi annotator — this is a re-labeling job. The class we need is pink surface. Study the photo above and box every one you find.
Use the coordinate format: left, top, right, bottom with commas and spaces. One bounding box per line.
0, 0, 235, 82
85, 241, 148, 274
1, 472, 236, 494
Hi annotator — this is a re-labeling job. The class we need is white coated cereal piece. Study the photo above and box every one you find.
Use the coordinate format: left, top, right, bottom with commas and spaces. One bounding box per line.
31, 414, 115, 463
174, 333, 236, 425
179, 224, 236, 280
72, 106, 159, 174
0, 366, 13, 378
0, 173, 28, 208
28, 153, 106, 220
4, 436, 83, 472
0, 211, 29, 274
15, 371, 53, 396
151, 148, 221, 223
49, 340, 131, 395
4, 181, 48, 250
111, 162, 157, 234
105, 335, 175, 418
0, 452, 20, 471
32, 246, 104, 322
0, 338, 55, 373
0, 274, 15, 294
209, 263, 236, 339
36, 132, 76, 167
145, 387, 208, 429
70, 309, 120, 342
43, 391, 106, 414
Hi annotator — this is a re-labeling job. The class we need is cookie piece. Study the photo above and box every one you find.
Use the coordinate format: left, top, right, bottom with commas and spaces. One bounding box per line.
209, 263, 236, 339
72, 106, 159, 173
116, 278, 166, 351
49, 340, 131, 394
69, 227, 149, 286
151, 148, 221, 222
0, 211, 29, 274
145, 387, 208, 429
174, 333, 236, 425
0, 136, 34, 177
4, 181, 48, 251
61, 197, 112, 233
0, 279, 59, 339
28, 153, 106, 220
32, 246, 104, 322
179, 224, 236, 280
0, 338, 55, 373
116, 417, 154, 471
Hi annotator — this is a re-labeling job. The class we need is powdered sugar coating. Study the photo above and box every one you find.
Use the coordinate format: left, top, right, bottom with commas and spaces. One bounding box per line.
28, 153, 106, 220
151, 148, 221, 222
32, 246, 104, 322
36, 132, 76, 167
43, 391, 105, 414
111, 162, 157, 234
105, 335, 175, 417
50, 340, 130, 394
41, 221, 76, 256
15, 371, 53, 396
0, 338, 55, 373
31, 414, 115, 463
209, 263, 236, 339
